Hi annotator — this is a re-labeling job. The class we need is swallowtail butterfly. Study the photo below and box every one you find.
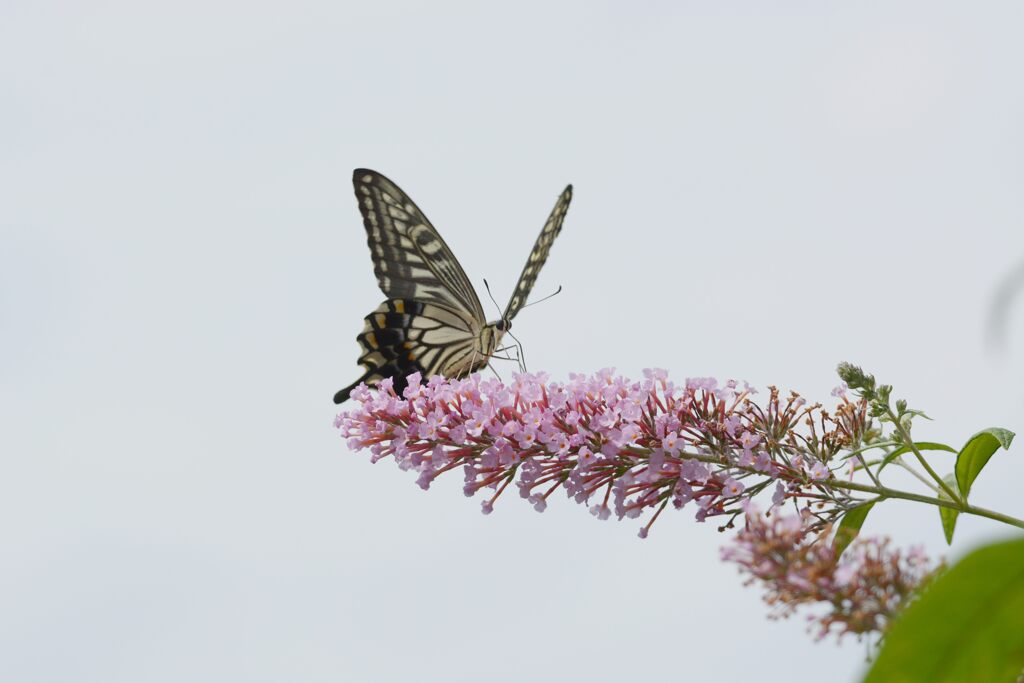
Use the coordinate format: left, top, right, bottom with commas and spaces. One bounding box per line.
334, 169, 572, 403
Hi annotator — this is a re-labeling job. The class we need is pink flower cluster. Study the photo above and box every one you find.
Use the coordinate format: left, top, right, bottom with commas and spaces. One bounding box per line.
722, 510, 940, 640
336, 370, 868, 536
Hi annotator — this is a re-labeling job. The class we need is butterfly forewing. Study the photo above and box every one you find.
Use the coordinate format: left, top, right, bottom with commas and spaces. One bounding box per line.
502, 185, 573, 321
354, 169, 485, 326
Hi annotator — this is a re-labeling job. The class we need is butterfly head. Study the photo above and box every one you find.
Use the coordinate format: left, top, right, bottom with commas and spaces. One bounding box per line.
495, 318, 511, 332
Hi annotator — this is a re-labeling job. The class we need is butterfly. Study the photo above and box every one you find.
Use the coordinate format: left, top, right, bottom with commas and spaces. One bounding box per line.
334, 169, 573, 404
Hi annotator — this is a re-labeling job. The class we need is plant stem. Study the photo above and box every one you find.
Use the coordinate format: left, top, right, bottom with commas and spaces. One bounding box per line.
887, 408, 963, 505
893, 457, 941, 493
831, 479, 1024, 530
856, 452, 883, 488
676, 447, 1024, 529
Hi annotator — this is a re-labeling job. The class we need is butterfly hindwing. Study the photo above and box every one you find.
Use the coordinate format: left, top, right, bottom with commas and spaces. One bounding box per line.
503, 184, 573, 321
353, 169, 485, 326
333, 299, 480, 403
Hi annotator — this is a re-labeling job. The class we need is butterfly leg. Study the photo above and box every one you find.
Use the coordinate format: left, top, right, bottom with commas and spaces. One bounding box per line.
486, 360, 504, 383
491, 345, 518, 361
484, 342, 524, 375
469, 345, 502, 382
504, 331, 527, 373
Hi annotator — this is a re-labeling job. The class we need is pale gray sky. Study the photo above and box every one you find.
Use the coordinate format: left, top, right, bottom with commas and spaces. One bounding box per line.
3, 2, 1024, 682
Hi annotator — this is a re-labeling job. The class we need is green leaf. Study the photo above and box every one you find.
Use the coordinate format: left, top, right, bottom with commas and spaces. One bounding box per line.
937, 474, 960, 545
878, 442, 957, 474
955, 428, 1015, 501
863, 537, 1024, 683
834, 503, 874, 559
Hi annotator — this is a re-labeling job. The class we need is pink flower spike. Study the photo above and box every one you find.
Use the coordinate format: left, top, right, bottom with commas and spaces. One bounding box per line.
335, 371, 875, 537
724, 509, 941, 641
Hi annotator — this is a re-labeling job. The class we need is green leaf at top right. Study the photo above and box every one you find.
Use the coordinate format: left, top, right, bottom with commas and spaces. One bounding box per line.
955, 428, 1015, 502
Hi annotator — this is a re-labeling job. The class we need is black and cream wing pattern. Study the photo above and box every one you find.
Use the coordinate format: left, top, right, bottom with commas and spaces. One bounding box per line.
335, 169, 572, 404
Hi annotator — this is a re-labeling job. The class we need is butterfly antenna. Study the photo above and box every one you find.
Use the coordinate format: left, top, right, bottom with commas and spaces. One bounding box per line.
520, 285, 563, 310
482, 279, 504, 319
505, 286, 565, 373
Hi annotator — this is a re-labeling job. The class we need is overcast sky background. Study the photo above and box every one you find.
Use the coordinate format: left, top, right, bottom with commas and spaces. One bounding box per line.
3, 2, 1024, 682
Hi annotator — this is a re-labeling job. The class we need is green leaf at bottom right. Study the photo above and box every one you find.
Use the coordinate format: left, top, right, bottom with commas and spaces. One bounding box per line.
863, 537, 1024, 683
